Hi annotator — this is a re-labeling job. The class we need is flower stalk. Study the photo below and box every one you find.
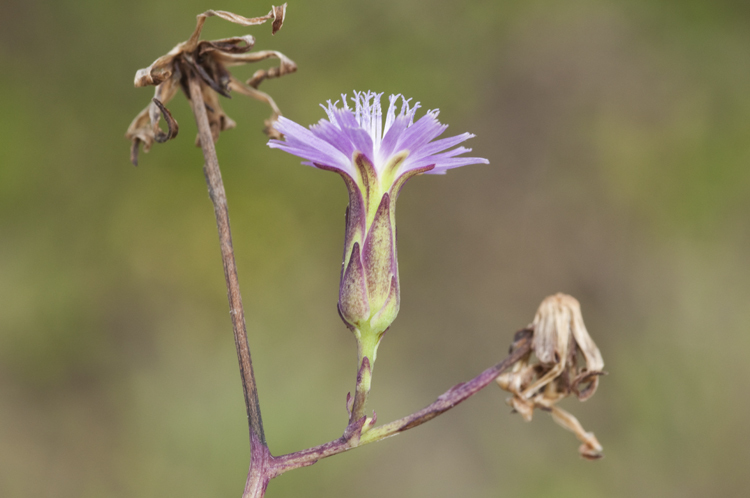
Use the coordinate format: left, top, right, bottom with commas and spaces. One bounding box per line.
187, 71, 266, 438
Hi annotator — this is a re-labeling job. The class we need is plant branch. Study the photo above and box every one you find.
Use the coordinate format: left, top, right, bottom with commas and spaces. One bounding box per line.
185, 69, 532, 494
187, 74, 267, 450
268, 329, 533, 477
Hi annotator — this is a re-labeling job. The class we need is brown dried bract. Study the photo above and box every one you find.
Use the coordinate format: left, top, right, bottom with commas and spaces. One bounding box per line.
497, 293, 606, 459
126, 4, 296, 165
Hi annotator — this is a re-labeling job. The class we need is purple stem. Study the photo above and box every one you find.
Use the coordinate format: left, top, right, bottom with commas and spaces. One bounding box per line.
268, 329, 532, 477
186, 75, 269, 497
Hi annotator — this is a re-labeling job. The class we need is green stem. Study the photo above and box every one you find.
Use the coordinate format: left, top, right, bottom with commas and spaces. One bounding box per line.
348, 331, 380, 426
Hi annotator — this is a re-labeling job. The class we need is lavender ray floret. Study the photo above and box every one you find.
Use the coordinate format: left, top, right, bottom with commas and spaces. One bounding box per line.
393, 113, 448, 156
310, 120, 356, 158
408, 133, 476, 160
377, 115, 411, 163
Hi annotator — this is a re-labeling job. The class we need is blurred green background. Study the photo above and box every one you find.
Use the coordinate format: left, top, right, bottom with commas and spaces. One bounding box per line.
1, 0, 749, 496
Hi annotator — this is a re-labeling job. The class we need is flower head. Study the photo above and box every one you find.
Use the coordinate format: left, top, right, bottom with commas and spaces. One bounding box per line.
269, 91, 488, 354
496, 294, 606, 460
126, 4, 296, 165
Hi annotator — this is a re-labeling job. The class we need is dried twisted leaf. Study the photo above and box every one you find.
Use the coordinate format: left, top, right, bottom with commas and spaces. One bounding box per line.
228, 77, 283, 139
271, 4, 286, 34
217, 50, 297, 88
199, 35, 257, 56
151, 98, 179, 143
186, 7, 286, 50
126, 79, 181, 165
550, 405, 603, 460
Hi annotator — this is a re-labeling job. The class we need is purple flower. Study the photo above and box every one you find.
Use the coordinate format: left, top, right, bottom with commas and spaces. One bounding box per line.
269, 91, 488, 354
269, 91, 488, 179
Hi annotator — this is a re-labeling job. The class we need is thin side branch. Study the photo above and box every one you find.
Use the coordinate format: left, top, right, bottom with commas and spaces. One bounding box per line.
268, 329, 533, 477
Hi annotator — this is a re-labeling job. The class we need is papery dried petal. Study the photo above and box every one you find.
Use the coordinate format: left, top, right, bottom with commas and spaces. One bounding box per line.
532, 294, 571, 365
134, 50, 180, 88
569, 298, 605, 373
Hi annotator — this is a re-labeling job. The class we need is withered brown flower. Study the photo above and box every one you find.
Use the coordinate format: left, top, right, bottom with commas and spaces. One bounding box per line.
497, 293, 606, 460
126, 4, 297, 165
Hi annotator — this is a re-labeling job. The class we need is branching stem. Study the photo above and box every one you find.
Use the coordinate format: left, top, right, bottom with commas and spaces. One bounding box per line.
269, 330, 532, 478
188, 67, 531, 498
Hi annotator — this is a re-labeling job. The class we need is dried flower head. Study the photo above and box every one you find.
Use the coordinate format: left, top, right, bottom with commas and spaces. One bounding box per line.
497, 293, 606, 459
126, 4, 297, 165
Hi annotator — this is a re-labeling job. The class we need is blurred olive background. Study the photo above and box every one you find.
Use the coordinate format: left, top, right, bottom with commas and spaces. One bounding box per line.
1, 0, 749, 496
